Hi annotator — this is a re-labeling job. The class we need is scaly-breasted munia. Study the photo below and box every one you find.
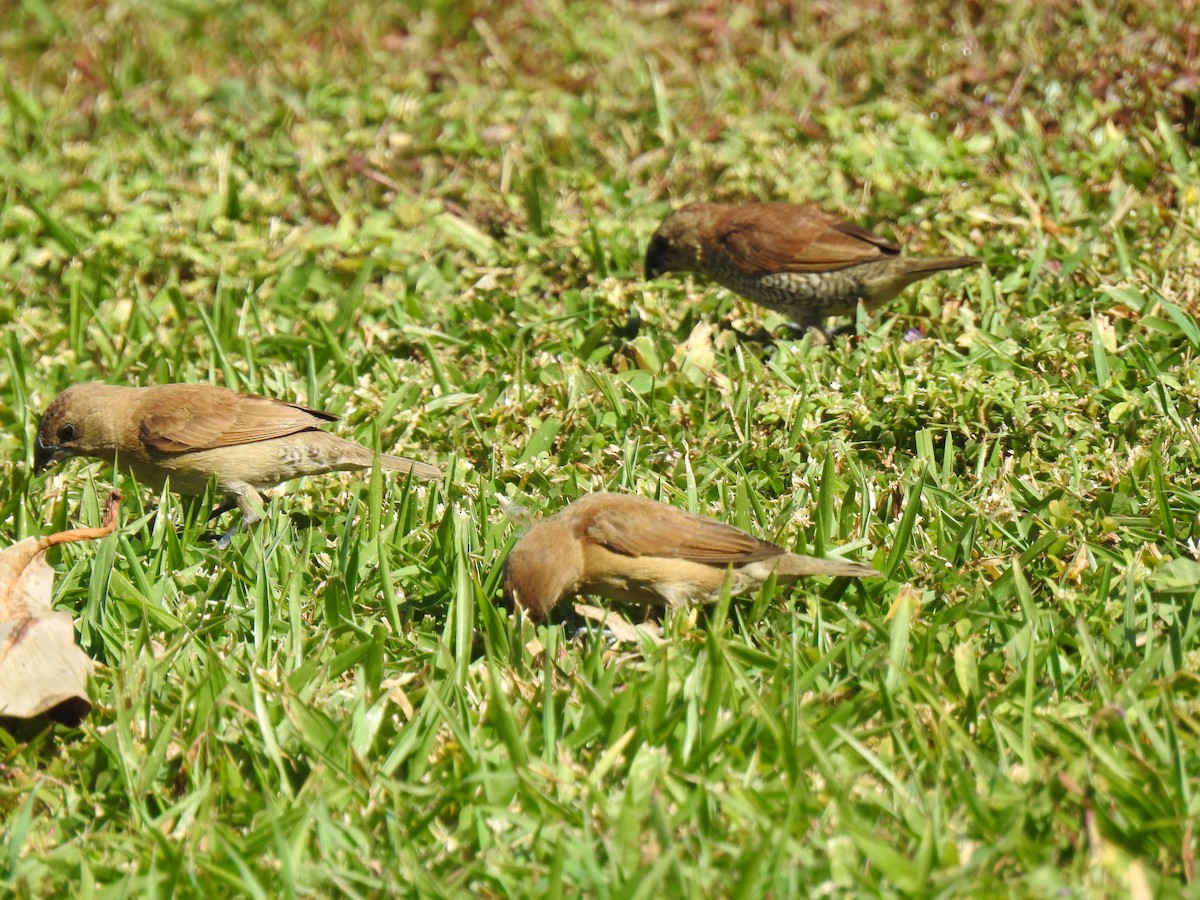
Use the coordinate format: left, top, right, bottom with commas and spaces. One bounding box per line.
503, 492, 878, 620
645, 201, 980, 337
34, 383, 441, 541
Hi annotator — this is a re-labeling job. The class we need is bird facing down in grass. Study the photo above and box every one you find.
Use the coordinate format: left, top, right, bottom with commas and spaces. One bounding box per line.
645, 201, 981, 338
34, 383, 441, 540
502, 492, 879, 620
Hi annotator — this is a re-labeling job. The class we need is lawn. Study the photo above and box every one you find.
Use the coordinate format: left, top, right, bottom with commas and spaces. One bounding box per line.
2, 0, 1199, 895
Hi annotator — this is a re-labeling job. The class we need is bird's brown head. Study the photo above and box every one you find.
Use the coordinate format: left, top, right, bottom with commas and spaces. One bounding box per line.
502, 516, 585, 621
34, 383, 119, 473
644, 203, 712, 279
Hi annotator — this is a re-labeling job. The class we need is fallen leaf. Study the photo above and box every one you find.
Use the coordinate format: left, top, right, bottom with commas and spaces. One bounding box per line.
1066, 544, 1091, 581
573, 603, 663, 645
885, 583, 922, 622
0, 490, 122, 726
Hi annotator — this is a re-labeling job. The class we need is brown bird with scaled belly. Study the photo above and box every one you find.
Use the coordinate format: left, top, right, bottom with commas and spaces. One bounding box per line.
503, 493, 879, 620
34, 383, 441, 544
645, 201, 981, 339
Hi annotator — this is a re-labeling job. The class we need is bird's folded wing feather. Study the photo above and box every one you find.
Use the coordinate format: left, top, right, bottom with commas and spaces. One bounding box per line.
719, 205, 900, 275
584, 504, 784, 564
139, 396, 337, 452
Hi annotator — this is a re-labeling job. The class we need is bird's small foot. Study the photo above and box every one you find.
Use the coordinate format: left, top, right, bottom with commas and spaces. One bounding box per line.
783, 322, 834, 345
826, 322, 858, 340
206, 519, 242, 549
717, 317, 777, 347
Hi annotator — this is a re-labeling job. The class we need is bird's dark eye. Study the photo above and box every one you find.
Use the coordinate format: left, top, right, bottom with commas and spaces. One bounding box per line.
57, 423, 77, 443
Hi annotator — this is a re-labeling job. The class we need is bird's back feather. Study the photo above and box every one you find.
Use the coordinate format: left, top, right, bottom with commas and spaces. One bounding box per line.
137, 387, 336, 453
716, 203, 899, 276
576, 493, 785, 564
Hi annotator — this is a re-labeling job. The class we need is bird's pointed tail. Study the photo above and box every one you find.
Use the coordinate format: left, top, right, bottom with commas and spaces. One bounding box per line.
903, 255, 982, 274
379, 453, 443, 481
776, 554, 880, 579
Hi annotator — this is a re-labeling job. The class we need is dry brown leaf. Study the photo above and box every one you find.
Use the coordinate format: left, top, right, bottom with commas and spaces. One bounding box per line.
573, 603, 663, 645
1066, 544, 1091, 581
884, 583, 922, 622
0, 615, 93, 725
0, 490, 122, 726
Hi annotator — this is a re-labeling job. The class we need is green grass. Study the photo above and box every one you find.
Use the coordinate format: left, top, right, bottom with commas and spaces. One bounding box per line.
2, 0, 1199, 895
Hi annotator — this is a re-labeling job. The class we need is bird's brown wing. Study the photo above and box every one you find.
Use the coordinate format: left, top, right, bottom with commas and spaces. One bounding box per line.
139, 394, 337, 452
717, 203, 900, 275
582, 499, 784, 564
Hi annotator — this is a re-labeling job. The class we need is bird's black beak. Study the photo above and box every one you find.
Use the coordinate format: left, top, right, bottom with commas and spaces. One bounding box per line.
33, 434, 63, 474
